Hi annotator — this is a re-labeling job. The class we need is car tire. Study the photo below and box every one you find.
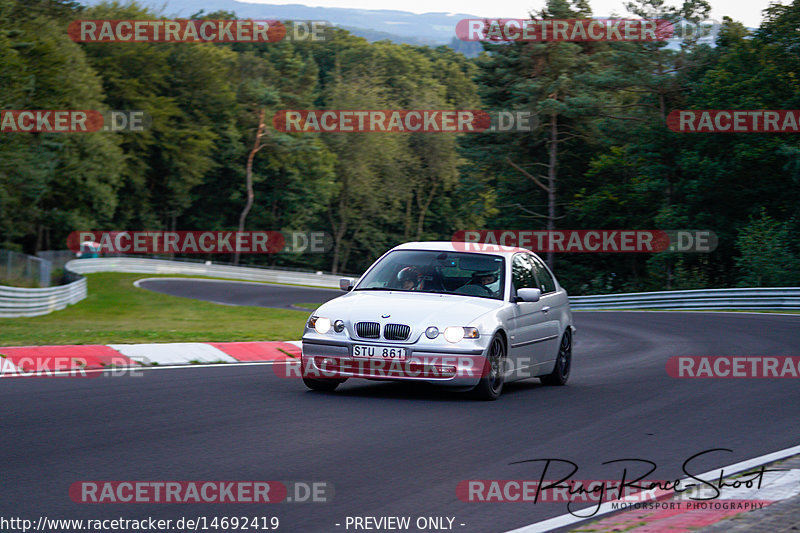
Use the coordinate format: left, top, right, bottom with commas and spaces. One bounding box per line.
303, 376, 345, 392
540, 329, 571, 386
471, 334, 506, 401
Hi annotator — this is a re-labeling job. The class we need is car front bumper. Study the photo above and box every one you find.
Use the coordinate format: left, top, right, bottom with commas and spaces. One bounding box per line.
300, 335, 491, 388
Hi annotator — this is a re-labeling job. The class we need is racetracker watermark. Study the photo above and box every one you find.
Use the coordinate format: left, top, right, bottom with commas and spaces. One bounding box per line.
0, 356, 142, 378
281, 356, 481, 380
68, 20, 331, 43
274, 109, 542, 133
279, 355, 563, 380
1, 110, 149, 132
457, 479, 670, 503
668, 110, 800, 133
452, 230, 718, 253
69, 481, 332, 503
456, 18, 720, 42
274, 110, 499, 133
667, 356, 800, 378
456, 18, 672, 42
67, 231, 332, 254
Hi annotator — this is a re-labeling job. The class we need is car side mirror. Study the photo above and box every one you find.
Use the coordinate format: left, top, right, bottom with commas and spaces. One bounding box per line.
339, 278, 355, 292
515, 288, 541, 303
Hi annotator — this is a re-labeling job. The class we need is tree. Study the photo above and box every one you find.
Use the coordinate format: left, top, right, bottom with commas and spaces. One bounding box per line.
735, 210, 799, 286
470, 0, 604, 268
320, 69, 409, 273
0, 0, 124, 252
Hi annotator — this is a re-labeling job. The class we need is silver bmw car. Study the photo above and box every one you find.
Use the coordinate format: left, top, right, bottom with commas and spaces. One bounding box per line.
300, 241, 574, 400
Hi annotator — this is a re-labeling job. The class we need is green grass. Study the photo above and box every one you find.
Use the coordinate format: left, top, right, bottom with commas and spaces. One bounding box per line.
0, 273, 310, 346
293, 302, 323, 311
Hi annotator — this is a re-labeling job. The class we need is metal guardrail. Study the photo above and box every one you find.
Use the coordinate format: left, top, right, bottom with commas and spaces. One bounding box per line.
3, 257, 798, 318
0, 277, 87, 318
0, 257, 345, 319
569, 287, 800, 310
0, 249, 79, 318
62, 259, 800, 309
1, 249, 51, 287
36, 250, 78, 274
66, 258, 344, 289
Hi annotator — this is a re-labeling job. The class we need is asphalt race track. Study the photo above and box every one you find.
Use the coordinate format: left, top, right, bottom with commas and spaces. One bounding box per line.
2, 281, 799, 532
136, 278, 341, 309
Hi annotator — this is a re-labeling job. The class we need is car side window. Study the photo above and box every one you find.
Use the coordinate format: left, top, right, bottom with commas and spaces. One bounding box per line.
511, 254, 537, 291
528, 255, 557, 293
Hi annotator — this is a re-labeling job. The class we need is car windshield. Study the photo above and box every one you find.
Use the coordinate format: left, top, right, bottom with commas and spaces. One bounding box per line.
355, 250, 505, 300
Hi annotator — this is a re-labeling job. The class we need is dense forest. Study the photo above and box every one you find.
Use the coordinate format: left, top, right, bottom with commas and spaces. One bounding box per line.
1, 0, 799, 294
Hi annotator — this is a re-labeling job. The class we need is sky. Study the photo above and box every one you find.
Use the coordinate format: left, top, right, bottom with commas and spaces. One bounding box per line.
238, 0, 785, 28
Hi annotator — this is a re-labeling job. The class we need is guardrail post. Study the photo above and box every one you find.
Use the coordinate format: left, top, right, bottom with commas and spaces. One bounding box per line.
40, 258, 51, 287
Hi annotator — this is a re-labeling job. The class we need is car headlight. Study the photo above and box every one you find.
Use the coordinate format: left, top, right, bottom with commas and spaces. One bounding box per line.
308, 316, 344, 334
313, 317, 331, 334
444, 326, 480, 342
444, 327, 464, 343
425, 326, 439, 339
444, 327, 479, 343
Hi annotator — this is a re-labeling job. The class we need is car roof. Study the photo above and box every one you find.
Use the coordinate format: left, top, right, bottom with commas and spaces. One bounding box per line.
390, 241, 532, 256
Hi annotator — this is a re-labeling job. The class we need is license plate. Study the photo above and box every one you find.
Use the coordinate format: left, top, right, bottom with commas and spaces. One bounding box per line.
352, 344, 407, 361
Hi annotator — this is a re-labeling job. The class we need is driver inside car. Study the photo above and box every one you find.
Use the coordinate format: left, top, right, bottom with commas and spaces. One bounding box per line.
397, 266, 422, 290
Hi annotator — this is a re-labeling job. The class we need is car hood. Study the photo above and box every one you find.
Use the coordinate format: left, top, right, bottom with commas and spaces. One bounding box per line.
316, 290, 503, 327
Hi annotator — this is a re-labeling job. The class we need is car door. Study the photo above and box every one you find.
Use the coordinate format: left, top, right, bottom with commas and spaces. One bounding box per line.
527, 253, 566, 365
507, 253, 552, 375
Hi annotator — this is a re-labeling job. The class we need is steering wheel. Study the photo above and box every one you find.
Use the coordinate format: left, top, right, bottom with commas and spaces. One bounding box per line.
476, 283, 493, 295
454, 283, 493, 296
